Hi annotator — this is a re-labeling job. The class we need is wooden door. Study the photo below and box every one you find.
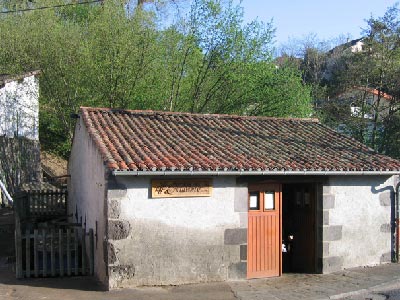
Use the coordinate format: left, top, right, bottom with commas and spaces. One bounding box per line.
247, 183, 282, 279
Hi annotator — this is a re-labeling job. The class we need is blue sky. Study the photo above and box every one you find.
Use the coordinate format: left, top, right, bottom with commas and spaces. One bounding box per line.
237, 0, 397, 45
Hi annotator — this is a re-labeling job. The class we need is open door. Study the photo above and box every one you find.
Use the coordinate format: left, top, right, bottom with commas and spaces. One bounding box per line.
247, 183, 282, 279
282, 184, 316, 273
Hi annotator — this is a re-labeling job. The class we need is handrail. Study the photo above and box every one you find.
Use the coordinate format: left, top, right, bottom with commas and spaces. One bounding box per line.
0, 179, 13, 206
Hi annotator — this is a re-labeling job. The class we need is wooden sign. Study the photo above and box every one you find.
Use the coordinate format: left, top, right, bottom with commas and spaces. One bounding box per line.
151, 179, 213, 198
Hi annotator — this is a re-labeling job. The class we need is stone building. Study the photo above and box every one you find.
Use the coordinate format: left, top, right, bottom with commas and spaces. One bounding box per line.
68, 107, 400, 289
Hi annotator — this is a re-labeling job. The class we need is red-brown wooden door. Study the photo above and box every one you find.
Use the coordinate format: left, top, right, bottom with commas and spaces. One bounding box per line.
247, 183, 282, 279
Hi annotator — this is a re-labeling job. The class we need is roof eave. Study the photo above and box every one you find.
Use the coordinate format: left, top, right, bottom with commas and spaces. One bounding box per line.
0, 70, 41, 85
112, 170, 400, 176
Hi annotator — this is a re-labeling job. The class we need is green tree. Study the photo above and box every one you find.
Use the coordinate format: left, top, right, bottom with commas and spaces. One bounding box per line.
155, 0, 311, 116
325, 4, 400, 158
0, 0, 312, 157
278, 34, 346, 104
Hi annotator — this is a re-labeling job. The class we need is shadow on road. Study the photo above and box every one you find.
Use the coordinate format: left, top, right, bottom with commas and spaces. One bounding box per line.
0, 207, 104, 292
0, 263, 105, 291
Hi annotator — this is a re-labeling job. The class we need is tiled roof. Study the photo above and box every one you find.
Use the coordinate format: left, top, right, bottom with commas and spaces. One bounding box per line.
79, 107, 400, 174
337, 87, 394, 102
0, 70, 40, 86
354, 87, 393, 101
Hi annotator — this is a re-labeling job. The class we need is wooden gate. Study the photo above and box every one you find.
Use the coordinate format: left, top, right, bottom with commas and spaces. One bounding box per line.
15, 224, 94, 278
247, 183, 282, 279
14, 187, 94, 278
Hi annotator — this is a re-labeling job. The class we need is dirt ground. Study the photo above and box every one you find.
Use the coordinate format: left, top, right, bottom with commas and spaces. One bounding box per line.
40, 151, 68, 178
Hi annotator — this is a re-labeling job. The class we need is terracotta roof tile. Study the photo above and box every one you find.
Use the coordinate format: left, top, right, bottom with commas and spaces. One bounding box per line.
79, 107, 400, 173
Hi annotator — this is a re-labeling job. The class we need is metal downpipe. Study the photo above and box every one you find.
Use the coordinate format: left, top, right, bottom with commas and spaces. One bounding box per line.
396, 180, 400, 262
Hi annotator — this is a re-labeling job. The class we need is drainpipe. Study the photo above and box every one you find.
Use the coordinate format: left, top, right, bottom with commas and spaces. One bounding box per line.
396, 180, 400, 262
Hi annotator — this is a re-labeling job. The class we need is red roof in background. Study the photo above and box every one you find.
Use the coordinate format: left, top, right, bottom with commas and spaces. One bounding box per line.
79, 107, 400, 173
353, 87, 394, 101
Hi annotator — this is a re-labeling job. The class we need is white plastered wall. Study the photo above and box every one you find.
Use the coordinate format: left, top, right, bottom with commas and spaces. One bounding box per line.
326, 175, 396, 269
68, 117, 108, 284
108, 175, 245, 287
0, 75, 39, 140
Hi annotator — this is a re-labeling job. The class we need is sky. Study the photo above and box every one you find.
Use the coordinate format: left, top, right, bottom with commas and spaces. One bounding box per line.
237, 0, 397, 46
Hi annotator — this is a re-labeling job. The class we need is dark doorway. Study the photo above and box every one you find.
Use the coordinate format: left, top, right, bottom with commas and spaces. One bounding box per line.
282, 183, 316, 273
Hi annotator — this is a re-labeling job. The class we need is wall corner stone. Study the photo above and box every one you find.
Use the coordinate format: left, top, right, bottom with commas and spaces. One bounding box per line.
323, 210, 329, 225
108, 242, 118, 265
228, 262, 247, 280
108, 189, 127, 201
108, 199, 121, 219
239, 213, 248, 228
109, 265, 135, 289
240, 245, 247, 261
322, 242, 329, 257
323, 194, 335, 209
323, 225, 342, 241
108, 220, 131, 240
234, 185, 248, 212
322, 256, 343, 273
107, 178, 127, 200
322, 185, 331, 195
224, 228, 247, 245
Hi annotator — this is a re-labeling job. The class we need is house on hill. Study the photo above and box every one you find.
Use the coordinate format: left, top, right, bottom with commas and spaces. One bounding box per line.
335, 86, 394, 120
328, 38, 364, 56
323, 38, 365, 81
68, 107, 400, 289
327, 86, 398, 147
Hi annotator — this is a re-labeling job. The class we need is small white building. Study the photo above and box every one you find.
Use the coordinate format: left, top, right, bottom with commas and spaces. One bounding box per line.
68, 107, 400, 289
0, 70, 40, 140
0, 71, 41, 196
